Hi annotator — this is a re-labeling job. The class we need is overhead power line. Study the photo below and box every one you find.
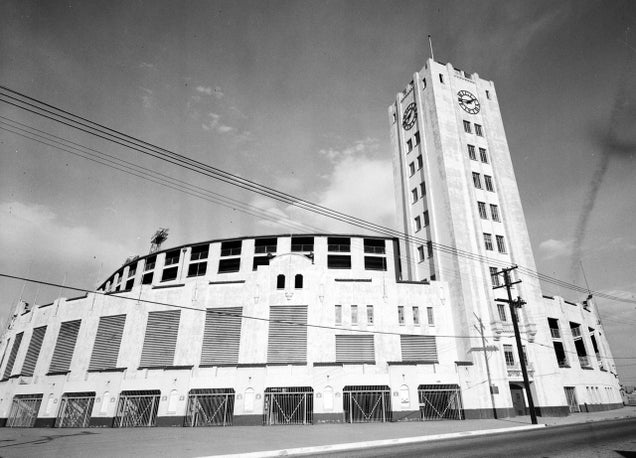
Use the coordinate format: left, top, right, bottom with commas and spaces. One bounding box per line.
0, 86, 634, 305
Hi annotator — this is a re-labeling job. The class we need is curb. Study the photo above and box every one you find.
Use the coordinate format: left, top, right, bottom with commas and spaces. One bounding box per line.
200, 424, 546, 458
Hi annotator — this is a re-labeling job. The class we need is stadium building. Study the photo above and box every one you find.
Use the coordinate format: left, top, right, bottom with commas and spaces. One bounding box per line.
0, 58, 623, 427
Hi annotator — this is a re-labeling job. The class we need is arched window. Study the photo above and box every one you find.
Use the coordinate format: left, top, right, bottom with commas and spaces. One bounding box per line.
244, 388, 255, 412
100, 391, 110, 415
323, 386, 334, 411
294, 274, 303, 289
276, 274, 285, 289
168, 389, 179, 413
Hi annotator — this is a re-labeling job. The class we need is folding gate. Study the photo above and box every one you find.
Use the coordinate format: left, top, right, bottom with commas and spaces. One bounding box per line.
114, 390, 160, 427
56, 392, 96, 427
7, 394, 43, 427
263, 387, 313, 425
342, 385, 392, 423
564, 387, 579, 413
418, 384, 463, 420
184, 388, 235, 427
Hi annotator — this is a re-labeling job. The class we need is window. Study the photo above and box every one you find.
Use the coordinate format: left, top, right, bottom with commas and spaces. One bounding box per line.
427, 241, 433, 258
409, 162, 415, 176
497, 304, 507, 322
414, 131, 420, 145
218, 258, 240, 273
413, 306, 420, 325
407, 139, 413, 152
328, 237, 350, 252
364, 256, 387, 271
398, 306, 405, 325
490, 267, 500, 286
504, 345, 515, 366
416, 155, 423, 169
125, 278, 135, 291
291, 236, 314, 252
475, 124, 483, 136
161, 265, 178, 282
252, 256, 270, 270
294, 274, 303, 289
220, 240, 242, 256
420, 181, 426, 196
479, 148, 488, 163
484, 233, 493, 251
327, 255, 351, 269
165, 249, 180, 266
468, 144, 476, 160
367, 305, 374, 325
255, 238, 277, 254
417, 246, 425, 261
188, 244, 209, 277
484, 175, 494, 192
463, 120, 471, 133
478, 201, 487, 219
422, 78, 426, 88
414, 216, 422, 231
128, 264, 137, 278
190, 244, 209, 261
364, 238, 385, 254
496, 235, 507, 253
276, 274, 285, 289
142, 271, 153, 285
144, 256, 156, 271
485, 90, 490, 99
439, 73, 444, 83
351, 305, 358, 325
427, 307, 435, 326
472, 172, 482, 189
411, 188, 418, 203
490, 204, 500, 222
422, 210, 429, 226
335, 305, 342, 325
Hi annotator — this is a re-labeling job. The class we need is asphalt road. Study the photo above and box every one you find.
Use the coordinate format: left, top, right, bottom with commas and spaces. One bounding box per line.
315, 418, 636, 458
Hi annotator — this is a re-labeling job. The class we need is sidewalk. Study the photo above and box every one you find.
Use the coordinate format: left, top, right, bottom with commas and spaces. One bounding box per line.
0, 407, 634, 458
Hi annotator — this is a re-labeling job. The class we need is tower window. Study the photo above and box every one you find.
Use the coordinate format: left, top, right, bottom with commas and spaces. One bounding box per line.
411, 188, 418, 203
463, 121, 471, 134
478, 202, 487, 219
484, 233, 493, 251
407, 139, 413, 152
427, 307, 435, 326
490, 204, 500, 222
472, 172, 482, 189
427, 241, 433, 258
414, 216, 422, 232
496, 235, 507, 253
422, 78, 427, 88
414, 131, 420, 145
484, 175, 494, 192
351, 305, 358, 325
475, 124, 484, 136
439, 74, 444, 84
486, 90, 490, 99
412, 306, 420, 325
416, 155, 423, 169
420, 181, 426, 196
423, 210, 429, 226
409, 162, 415, 176
468, 144, 476, 160
479, 148, 488, 163
335, 305, 342, 325
490, 267, 500, 286
398, 306, 405, 325
417, 246, 425, 262
367, 305, 374, 325
294, 274, 303, 289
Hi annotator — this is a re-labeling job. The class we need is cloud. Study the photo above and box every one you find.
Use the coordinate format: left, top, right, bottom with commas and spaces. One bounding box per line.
318, 137, 380, 163
201, 112, 233, 134
139, 87, 154, 109
196, 85, 224, 99
139, 62, 155, 69
539, 238, 574, 260
0, 201, 131, 288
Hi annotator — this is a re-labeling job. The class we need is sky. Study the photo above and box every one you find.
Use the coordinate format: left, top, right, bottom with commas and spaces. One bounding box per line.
1, 0, 635, 384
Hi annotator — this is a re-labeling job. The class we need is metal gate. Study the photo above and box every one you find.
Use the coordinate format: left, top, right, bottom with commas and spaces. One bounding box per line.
263, 387, 313, 425
56, 392, 95, 427
418, 384, 463, 420
564, 387, 579, 413
343, 385, 392, 423
185, 388, 235, 426
7, 394, 43, 427
114, 390, 160, 427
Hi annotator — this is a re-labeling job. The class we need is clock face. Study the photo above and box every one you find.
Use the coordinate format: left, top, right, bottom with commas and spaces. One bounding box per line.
402, 102, 417, 130
457, 90, 480, 114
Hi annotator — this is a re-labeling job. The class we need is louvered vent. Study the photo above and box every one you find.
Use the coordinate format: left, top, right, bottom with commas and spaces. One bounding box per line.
400, 335, 438, 361
89, 314, 126, 370
3, 332, 24, 379
335, 335, 375, 363
267, 305, 307, 364
49, 320, 81, 373
139, 310, 180, 368
200, 307, 242, 365
22, 326, 47, 376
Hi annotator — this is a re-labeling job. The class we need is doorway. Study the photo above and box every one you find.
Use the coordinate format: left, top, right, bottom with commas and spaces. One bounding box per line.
509, 383, 526, 416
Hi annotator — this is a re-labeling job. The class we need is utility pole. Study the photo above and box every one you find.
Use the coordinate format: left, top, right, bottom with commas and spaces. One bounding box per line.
474, 313, 497, 419
493, 265, 538, 425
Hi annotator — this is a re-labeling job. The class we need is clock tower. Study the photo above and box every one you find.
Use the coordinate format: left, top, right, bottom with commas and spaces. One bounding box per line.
389, 58, 564, 415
